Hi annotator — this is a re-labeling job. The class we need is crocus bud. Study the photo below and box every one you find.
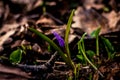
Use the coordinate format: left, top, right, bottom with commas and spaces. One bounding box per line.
52, 31, 65, 47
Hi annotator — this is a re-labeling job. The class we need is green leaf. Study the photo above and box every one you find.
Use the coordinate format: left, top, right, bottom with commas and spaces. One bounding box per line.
10, 49, 23, 64
47, 44, 52, 52
90, 27, 101, 56
86, 50, 95, 62
65, 9, 75, 64
78, 33, 87, 43
101, 37, 114, 52
78, 33, 87, 52
77, 55, 83, 60
77, 55, 86, 64
86, 50, 95, 58
65, 9, 75, 44
90, 27, 101, 38
103, 7, 109, 12
101, 37, 115, 59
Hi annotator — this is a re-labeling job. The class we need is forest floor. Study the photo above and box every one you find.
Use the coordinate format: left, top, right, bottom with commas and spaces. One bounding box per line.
0, 0, 120, 80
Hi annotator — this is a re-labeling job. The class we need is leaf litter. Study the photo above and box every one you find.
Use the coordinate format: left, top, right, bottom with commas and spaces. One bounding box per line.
0, 0, 120, 79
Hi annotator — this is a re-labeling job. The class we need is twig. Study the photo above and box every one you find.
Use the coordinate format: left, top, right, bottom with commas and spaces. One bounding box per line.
36, 60, 65, 65
16, 51, 58, 73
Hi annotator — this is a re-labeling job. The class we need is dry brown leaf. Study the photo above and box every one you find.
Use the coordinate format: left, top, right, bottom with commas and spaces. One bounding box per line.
0, 30, 15, 46
72, 7, 109, 34
103, 11, 120, 29
83, 0, 104, 9
36, 16, 55, 25
0, 64, 30, 79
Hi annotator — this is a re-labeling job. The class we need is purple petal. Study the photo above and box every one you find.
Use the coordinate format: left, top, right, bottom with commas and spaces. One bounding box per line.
52, 31, 65, 47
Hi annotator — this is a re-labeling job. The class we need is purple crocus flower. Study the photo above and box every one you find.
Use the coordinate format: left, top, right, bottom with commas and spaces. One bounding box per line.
52, 31, 65, 47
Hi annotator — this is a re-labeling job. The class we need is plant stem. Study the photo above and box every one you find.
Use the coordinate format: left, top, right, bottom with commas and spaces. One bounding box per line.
96, 36, 99, 56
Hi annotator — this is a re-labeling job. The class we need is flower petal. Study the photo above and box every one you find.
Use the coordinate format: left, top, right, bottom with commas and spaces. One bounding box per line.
52, 31, 65, 47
